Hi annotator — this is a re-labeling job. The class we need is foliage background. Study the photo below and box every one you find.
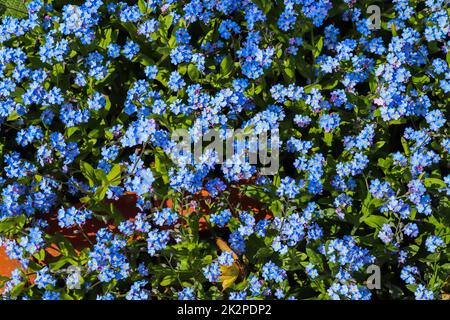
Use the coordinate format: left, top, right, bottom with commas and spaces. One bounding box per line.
0, 0, 449, 300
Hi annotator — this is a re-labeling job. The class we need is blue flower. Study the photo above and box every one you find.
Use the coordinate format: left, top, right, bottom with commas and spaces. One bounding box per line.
415, 284, 434, 300
319, 113, 341, 132
425, 235, 444, 253
153, 208, 178, 226
378, 223, 394, 244
305, 263, 319, 279
400, 265, 419, 285
218, 251, 235, 266
126, 280, 149, 300
57, 207, 92, 228
145, 65, 158, 79
210, 209, 232, 227
261, 261, 286, 283
203, 262, 221, 282
168, 71, 186, 91
35, 267, 56, 289
178, 287, 195, 300
107, 43, 121, 58
122, 40, 140, 60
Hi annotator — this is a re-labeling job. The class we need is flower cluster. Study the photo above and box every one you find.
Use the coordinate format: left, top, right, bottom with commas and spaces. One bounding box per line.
0, 0, 448, 301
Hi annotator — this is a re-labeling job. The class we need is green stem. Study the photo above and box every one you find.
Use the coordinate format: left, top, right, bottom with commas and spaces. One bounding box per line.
310, 27, 316, 83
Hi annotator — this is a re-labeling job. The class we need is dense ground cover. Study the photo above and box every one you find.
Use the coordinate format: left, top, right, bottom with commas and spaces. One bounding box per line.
0, 0, 449, 300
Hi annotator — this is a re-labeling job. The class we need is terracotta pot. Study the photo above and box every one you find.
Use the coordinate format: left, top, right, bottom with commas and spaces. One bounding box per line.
0, 247, 20, 278
0, 247, 21, 294
1, 185, 273, 274
42, 185, 273, 245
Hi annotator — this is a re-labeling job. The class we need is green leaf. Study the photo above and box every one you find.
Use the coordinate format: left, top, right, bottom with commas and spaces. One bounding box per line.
138, 54, 156, 67
94, 169, 108, 185
0, 0, 28, 18
160, 275, 176, 286
0, 215, 26, 236
49, 257, 70, 271
314, 36, 324, 58
158, 14, 173, 39
401, 137, 410, 156
67, 127, 79, 138
50, 234, 76, 257
306, 247, 322, 267
424, 178, 446, 189
362, 215, 388, 229
10, 282, 25, 298
80, 161, 96, 187
304, 84, 322, 93
33, 249, 46, 262
220, 55, 234, 77
412, 75, 430, 86
188, 64, 200, 81
253, 247, 274, 260
98, 28, 116, 49
138, 0, 148, 13
323, 132, 333, 147
107, 164, 122, 185
269, 200, 283, 217
253, 0, 272, 14
154, 153, 169, 183
6, 111, 20, 121
94, 185, 109, 202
